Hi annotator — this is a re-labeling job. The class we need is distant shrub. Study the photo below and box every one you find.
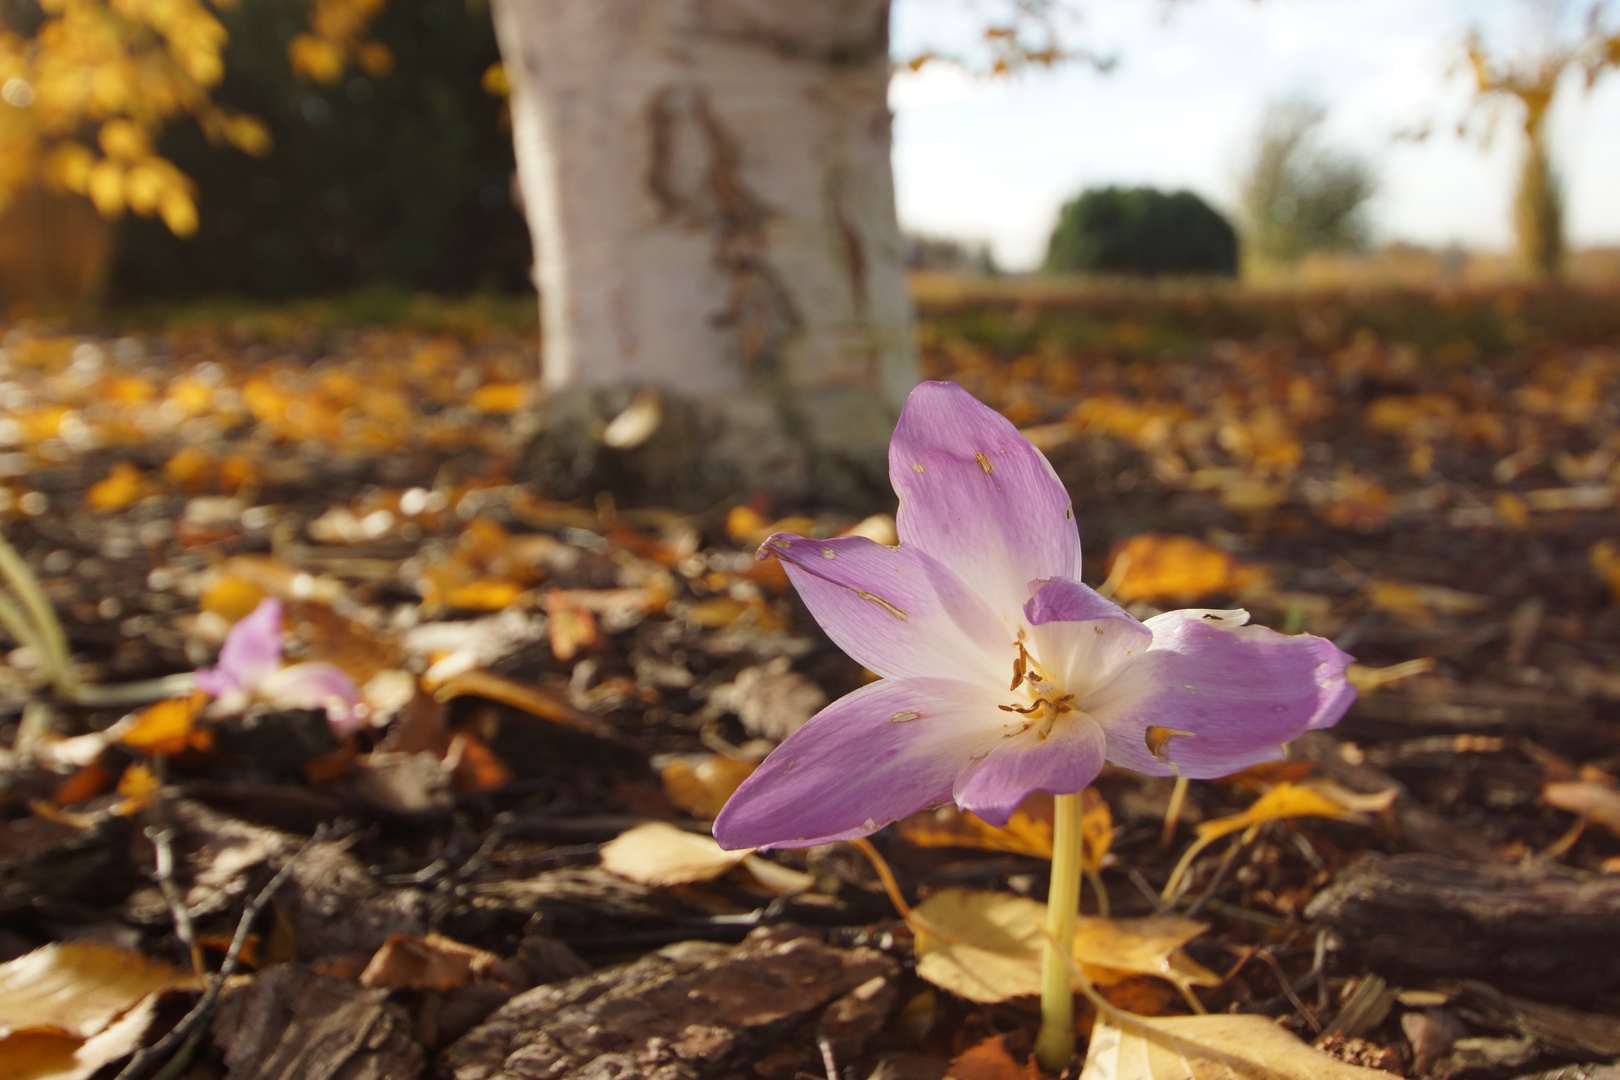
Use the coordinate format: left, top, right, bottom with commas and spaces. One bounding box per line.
1044, 187, 1238, 277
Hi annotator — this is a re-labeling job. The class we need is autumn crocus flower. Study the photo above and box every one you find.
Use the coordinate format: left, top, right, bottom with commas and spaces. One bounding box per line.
714, 381, 1356, 850
194, 597, 362, 736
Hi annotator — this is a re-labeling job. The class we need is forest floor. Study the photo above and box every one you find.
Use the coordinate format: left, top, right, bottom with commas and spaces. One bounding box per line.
1, 280, 1619, 1080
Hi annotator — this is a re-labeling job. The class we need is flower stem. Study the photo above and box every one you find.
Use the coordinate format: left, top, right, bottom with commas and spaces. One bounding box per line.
1036, 790, 1084, 1069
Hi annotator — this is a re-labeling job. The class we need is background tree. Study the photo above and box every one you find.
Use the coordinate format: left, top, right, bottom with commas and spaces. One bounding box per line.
1461, 2, 1619, 279
1239, 99, 1375, 267
1043, 186, 1237, 277
490, 0, 1094, 506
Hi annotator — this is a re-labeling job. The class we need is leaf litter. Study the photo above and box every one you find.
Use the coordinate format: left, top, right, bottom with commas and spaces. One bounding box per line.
1, 285, 1619, 1078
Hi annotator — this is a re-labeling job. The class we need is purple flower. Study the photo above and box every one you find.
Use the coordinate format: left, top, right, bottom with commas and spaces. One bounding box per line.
713, 382, 1355, 850
195, 597, 363, 736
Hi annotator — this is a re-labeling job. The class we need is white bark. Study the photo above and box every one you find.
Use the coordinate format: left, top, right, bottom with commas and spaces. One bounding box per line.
490, 0, 917, 496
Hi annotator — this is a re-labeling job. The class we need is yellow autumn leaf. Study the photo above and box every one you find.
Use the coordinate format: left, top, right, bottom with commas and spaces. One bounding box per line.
356, 41, 393, 77
661, 754, 757, 820
468, 382, 530, 414
1104, 534, 1268, 605
911, 889, 1215, 1005
288, 33, 344, 84
198, 575, 267, 621
117, 694, 208, 757
87, 158, 124, 216
97, 119, 148, 160
224, 114, 271, 156
897, 789, 1112, 870
85, 461, 150, 513
1080, 1012, 1398, 1080
1194, 782, 1352, 846
481, 61, 509, 97
1592, 539, 1620, 604
442, 578, 527, 611
0, 943, 193, 1040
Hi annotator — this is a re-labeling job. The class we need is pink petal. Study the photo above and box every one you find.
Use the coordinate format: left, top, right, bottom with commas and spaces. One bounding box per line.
1023, 577, 1152, 701
196, 597, 284, 696
258, 662, 362, 735
952, 713, 1107, 826
714, 677, 1007, 850
760, 532, 1009, 683
1086, 609, 1357, 778
888, 382, 1082, 622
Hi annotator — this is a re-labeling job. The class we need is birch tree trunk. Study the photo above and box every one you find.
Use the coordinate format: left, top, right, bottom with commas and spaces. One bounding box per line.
491, 0, 917, 507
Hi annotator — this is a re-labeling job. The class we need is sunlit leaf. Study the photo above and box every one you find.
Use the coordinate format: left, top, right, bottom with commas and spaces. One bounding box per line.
1080, 1011, 1398, 1079
600, 821, 751, 887
0, 943, 191, 1039
118, 694, 208, 757
1104, 534, 1268, 604
85, 462, 150, 513
912, 889, 1213, 1006
662, 754, 757, 820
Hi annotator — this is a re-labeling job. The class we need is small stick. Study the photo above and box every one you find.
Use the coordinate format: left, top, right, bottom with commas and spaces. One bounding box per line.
115, 827, 331, 1080
817, 1032, 839, 1080
147, 828, 205, 978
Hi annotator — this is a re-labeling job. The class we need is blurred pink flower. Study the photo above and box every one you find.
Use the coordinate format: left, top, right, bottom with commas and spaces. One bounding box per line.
195, 597, 362, 736
714, 381, 1355, 850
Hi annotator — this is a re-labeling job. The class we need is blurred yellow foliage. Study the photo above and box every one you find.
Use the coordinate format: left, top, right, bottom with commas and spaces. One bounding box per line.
1, 0, 378, 233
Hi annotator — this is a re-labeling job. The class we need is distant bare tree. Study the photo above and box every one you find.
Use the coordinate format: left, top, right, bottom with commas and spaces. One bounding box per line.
1239, 100, 1376, 266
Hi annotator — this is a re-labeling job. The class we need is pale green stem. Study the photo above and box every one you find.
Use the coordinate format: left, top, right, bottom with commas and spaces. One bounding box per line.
0, 530, 75, 691
1035, 791, 1084, 1069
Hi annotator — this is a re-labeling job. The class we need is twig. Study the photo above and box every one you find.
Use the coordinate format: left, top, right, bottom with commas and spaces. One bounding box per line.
147, 828, 204, 978
817, 1032, 840, 1080
114, 827, 331, 1080
1254, 948, 1321, 1033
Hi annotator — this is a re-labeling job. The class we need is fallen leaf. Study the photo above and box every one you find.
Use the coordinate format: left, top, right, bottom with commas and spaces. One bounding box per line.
85, 462, 151, 513
945, 1034, 1027, 1080
1544, 779, 1620, 835
431, 668, 606, 737
114, 763, 161, 815
0, 943, 192, 1039
599, 821, 751, 886
444, 731, 513, 792
1194, 781, 1368, 846
544, 589, 599, 661
1592, 540, 1620, 604
1080, 1011, 1399, 1079
118, 694, 210, 757
600, 388, 662, 448
359, 933, 503, 992
912, 889, 1214, 1005
661, 754, 758, 819
1104, 534, 1268, 604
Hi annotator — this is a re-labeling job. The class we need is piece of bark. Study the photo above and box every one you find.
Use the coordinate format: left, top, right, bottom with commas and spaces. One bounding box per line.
212, 963, 424, 1080
1306, 853, 1620, 999
1290, 732, 1501, 863
442, 924, 898, 1080
1342, 683, 1617, 757
277, 840, 429, 958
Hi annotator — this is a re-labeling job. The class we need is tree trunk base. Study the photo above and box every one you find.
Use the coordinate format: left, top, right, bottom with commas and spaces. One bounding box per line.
520, 385, 893, 513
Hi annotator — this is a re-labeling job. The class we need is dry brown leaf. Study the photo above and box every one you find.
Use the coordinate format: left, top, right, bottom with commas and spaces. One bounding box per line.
661, 754, 758, 820
897, 790, 1112, 870
544, 589, 600, 661
945, 1034, 1028, 1080
431, 669, 606, 737
912, 889, 1213, 1005
1079, 1011, 1398, 1079
1544, 779, 1620, 835
0, 942, 192, 1039
358, 933, 502, 992
599, 821, 751, 887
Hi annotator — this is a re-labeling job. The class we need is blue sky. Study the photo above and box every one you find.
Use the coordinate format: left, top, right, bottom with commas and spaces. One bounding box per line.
889, 0, 1620, 269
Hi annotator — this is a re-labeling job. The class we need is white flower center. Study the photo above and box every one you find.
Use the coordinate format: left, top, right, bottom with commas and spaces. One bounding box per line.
998, 640, 1078, 740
